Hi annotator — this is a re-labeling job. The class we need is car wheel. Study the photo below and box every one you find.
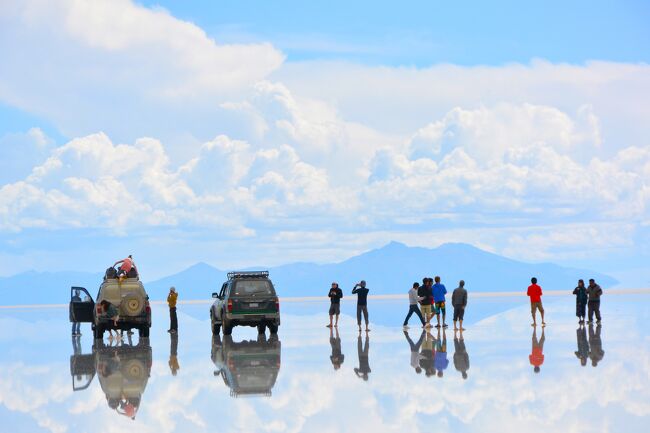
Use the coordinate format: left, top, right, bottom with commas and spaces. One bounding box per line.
268, 324, 278, 334
223, 320, 233, 336
139, 326, 150, 338
257, 324, 266, 335
93, 325, 104, 340
212, 322, 221, 335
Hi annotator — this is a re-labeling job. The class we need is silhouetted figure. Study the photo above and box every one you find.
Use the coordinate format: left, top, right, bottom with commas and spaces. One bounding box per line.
329, 327, 345, 370
327, 282, 343, 328
71, 289, 82, 335
352, 281, 370, 332
588, 324, 605, 367
587, 279, 603, 324
169, 332, 179, 376
404, 330, 425, 374
354, 333, 371, 381
529, 327, 545, 373
575, 325, 589, 367
573, 279, 588, 324
453, 328, 469, 379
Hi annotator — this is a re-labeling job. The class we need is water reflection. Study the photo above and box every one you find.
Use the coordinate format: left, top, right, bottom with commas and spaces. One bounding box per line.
169, 333, 180, 375
70, 338, 152, 419
575, 325, 589, 366
529, 327, 545, 373
329, 327, 344, 370
453, 329, 470, 379
588, 324, 605, 367
403, 330, 425, 374
434, 328, 449, 378
420, 330, 435, 377
211, 334, 282, 397
353, 332, 371, 381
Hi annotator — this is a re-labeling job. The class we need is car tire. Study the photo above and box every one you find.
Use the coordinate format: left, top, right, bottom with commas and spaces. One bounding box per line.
122, 294, 144, 315
212, 322, 221, 335
139, 326, 150, 338
257, 324, 266, 334
93, 325, 104, 340
268, 324, 278, 334
223, 320, 233, 336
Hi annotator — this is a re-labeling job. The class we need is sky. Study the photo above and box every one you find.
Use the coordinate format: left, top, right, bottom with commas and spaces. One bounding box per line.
0, 0, 649, 282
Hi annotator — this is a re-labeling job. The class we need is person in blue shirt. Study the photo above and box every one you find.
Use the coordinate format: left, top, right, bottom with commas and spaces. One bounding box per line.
432, 276, 448, 328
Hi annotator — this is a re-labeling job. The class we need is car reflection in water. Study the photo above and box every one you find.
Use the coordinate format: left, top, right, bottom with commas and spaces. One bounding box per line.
69, 337, 153, 419
211, 334, 281, 398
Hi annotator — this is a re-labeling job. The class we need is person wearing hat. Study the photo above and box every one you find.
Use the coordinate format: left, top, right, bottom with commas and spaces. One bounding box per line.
167, 286, 178, 333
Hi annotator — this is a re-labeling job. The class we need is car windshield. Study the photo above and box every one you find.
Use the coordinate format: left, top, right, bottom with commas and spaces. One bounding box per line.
233, 280, 273, 296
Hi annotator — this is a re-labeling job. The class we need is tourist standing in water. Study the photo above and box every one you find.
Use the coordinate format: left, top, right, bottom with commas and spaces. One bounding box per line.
418, 278, 433, 327
352, 280, 370, 332
432, 276, 448, 328
587, 279, 603, 324
452, 280, 468, 331
573, 279, 588, 324
403, 282, 425, 328
527, 277, 546, 327
327, 282, 343, 328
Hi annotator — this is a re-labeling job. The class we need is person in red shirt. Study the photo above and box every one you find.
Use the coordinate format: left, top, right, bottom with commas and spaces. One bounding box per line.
527, 277, 546, 327
529, 327, 545, 373
113, 255, 136, 279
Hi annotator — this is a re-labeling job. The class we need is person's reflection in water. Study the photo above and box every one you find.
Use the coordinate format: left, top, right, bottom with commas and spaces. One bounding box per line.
435, 328, 449, 378
354, 332, 371, 381
421, 330, 436, 377
329, 327, 344, 370
529, 327, 545, 374
588, 324, 605, 367
72, 334, 82, 356
453, 328, 469, 379
574, 324, 589, 367
169, 332, 180, 376
404, 330, 425, 374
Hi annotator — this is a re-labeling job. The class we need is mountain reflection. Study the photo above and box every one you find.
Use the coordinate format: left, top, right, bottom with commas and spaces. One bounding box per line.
211, 334, 282, 397
70, 337, 152, 419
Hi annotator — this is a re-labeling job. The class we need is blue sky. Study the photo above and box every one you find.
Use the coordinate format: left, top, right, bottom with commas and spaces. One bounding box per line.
0, 0, 649, 283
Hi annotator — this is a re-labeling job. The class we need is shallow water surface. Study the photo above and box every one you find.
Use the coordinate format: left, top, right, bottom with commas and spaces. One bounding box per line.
0, 295, 648, 432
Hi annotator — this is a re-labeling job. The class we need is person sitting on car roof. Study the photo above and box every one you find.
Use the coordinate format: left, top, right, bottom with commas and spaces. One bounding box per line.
114, 255, 137, 279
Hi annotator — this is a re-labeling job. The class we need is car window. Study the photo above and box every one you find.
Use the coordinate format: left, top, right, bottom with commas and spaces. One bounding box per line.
233, 280, 273, 296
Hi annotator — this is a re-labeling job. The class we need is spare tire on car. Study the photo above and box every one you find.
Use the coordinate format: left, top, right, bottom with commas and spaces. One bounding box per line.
122, 295, 144, 315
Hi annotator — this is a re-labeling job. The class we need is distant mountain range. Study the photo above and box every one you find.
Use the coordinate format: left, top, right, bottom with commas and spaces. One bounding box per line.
0, 242, 617, 305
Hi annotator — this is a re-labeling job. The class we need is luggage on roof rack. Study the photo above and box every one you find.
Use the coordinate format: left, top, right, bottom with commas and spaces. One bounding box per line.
227, 271, 270, 279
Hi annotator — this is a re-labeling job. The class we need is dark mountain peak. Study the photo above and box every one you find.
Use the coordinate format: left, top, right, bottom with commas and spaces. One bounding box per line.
185, 261, 219, 272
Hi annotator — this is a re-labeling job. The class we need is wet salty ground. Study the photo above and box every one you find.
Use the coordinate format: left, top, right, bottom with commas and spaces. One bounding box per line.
1, 295, 649, 433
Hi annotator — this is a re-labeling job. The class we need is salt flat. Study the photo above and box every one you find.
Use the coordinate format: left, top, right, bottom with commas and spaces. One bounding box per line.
0, 295, 648, 433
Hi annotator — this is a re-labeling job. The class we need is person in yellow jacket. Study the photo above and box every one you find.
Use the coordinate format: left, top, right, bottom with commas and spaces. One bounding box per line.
167, 286, 178, 333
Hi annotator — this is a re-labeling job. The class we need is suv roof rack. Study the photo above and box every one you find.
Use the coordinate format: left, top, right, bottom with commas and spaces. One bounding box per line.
227, 271, 270, 279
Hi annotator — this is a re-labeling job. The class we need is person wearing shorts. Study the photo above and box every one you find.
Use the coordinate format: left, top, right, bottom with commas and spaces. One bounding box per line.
418, 278, 433, 326
432, 276, 448, 328
327, 282, 343, 328
451, 280, 468, 330
527, 277, 546, 327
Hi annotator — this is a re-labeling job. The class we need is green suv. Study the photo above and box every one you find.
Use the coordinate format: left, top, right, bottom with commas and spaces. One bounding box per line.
210, 271, 280, 336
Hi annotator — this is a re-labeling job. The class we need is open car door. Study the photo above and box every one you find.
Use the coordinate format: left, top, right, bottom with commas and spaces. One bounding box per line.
69, 286, 95, 323
70, 353, 96, 391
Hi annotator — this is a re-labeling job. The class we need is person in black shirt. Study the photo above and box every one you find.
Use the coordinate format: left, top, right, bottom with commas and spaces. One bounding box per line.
352, 280, 370, 332
327, 282, 343, 328
418, 278, 433, 327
